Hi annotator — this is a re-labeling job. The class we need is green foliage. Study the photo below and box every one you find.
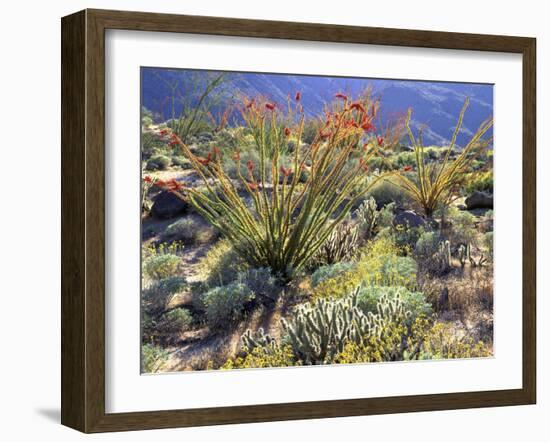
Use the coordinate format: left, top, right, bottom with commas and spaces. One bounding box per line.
156, 308, 193, 337
142, 115, 153, 128
313, 236, 417, 301
395, 98, 493, 217
395, 151, 417, 168
141, 343, 170, 373
143, 276, 187, 313
237, 267, 280, 300
163, 218, 200, 244
355, 285, 432, 324
464, 170, 493, 194
420, 322, 492, 359
377, 202, 396, 229
202, 282, 255, 330
143, 254, 181, 280
367, 178, 412, 209
171, 156, 192, 169
484, 231, 494, 261
146, 154, 171, 171
445, 206, 478, 247
198, 239, 248, 287
311, 262, 355, 287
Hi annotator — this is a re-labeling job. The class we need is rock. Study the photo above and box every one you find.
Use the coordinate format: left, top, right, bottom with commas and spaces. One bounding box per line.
457, 204, 467, 211
465, 191, 493, 210
151, 191, 189, 219
393, 210, 426, 228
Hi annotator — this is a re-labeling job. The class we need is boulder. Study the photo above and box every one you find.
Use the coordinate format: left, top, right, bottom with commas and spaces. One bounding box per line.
393, 210, 426, 228
151, 191, 189, 219
465, 191, 493, 210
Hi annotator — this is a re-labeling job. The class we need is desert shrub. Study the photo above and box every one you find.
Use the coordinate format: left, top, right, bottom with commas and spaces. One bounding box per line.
198, 239, 249, 287
377, 202, 396, 229
141, 343, 170, 373
146, 154, 171, 171
311, 262, 355, 287
367, 179, 411, 209
484, 231, 494, 261
312, 236, 417, 301
163, 218, 199, 243
393, 223, 426, 250
464, 170, 493, 194
143, 254, 181, 280
142, 132, 167, 158
445, 206, 477, 247
171, 156, 192, 169
237, 267, 280, 300
414, 232, 451, 275
157, 308, 193, 337
420, 322, 492, 359
202, 282, 255, 330
333, 315, 433, 363
222, 329, 297, 369
395, 151, 417, 168
142, 115, 153, 128
143, 276, 187, 313
355, 285, 432, 324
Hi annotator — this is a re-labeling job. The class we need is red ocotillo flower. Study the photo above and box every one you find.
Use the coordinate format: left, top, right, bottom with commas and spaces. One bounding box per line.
197, 152, 212, 166
335, 93, 348, 101
248, 181, 259, 191
295, 91, 301, 102
403, 165, 413, 172
319, 130, 332, 140
377, 135, 384, 146
246, 99, 255, 109
166, 178, 184, 192
159, 129, 169, 136
284, 127, 291, 137
280, 165, 292, 177
362, 121, 375, 133
350, 102, 366, 113
246, 160, 255, 172
265, 102, 276, 111
154, 178, 166, 188
143, 175, 153, 183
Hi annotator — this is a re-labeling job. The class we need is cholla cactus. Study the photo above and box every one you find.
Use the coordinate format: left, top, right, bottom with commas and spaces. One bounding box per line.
281, 290, 411, 364
241, 328, 277, 353
312, 221, 360, 266
457, 243, 470, 269
355, 197, 378, 240
155, 92, 389, 278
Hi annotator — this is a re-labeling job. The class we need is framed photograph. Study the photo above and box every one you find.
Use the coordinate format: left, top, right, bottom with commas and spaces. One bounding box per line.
61, 9, 536, 433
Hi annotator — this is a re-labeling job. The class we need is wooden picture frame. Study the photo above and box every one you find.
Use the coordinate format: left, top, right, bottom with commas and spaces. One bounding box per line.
61, 8, 536, 433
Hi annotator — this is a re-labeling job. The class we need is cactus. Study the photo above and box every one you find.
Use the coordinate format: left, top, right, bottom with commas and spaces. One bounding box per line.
457, 243, 470, 269
281, 290, 411, 364
312, 221, 360, 266
354, 197, 378, 240
241, 328, 277, 353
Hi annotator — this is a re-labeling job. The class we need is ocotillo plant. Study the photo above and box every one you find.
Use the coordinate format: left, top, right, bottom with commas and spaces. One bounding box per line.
394, 98, 493, 217
156, 92, 389, 278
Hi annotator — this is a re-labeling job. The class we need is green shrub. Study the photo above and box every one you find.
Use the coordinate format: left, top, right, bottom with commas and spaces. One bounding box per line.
237, 267, 280, 300
355, 285, 432, 324
163, 218, 199, 243
395, 151, 417, 168
157, 308, 193, 337
367, 179, 412, 209
171, 156, 192, 169
311, 262, 355, 287
143, 254, 181, 280
420, 322, 492, 359
143, 276, 187, 313
484, 231, 493, 261
445, 206, 478, 247
141, 343, 170, 373
198, 239, 249, 287
202, 282, 255, 330
146, 154, 171, 171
